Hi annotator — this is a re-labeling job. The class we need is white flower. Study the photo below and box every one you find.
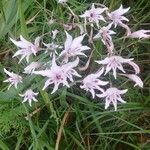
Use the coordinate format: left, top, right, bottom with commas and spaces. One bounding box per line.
107, 5, 130, 28
80, 68, 109, 98
3, 68, 22, 89
97, 87, 128, 111
19, 89, 38, 106
24, 62, 41, 74
120, 74, 143, 88
96, 55, 140, 79
128, 30, 150, 39
80, 3, 107, 26
43, 42, 62, 55
60, 32, 90, 61
33, 56, 80, 94
52, 29, 59, 39
58, 0, 68, 4
10, 35, 40, 63
94, 23, 116, 53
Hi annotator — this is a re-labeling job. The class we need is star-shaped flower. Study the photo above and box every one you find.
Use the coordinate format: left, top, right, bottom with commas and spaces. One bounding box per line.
96, 55, 140, 79
60, 32, 90, 61
3, 68, 22, 89
80, 3, 107, 27
43, 42, 62, 56
107, 5, 130, 28
33, 56, 80, 94
97, 87, 128, 111
128, 30, 150, 39
10, 35, 40, 63
19, 89, 38, 106
24, 62, 41, 74
80, 68, 109, 98
94, 23, 116, 53
120, 74, 143, 88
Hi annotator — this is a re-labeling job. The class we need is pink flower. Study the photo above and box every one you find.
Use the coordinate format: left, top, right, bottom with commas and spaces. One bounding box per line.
94, 23, 116, 54
120, 74, 143, 88
62, 57, 81, 82
128, 30, 150, 39
19, 89, 38, 106
10, 35, 40, 63
80, 3, 107, 26
33, 57, 80, 94
96, 55, 140, 79
24, 62, 41, 74
97, 87, 128, 111
107, 5, 130, 28
43, 42, 62, 56
80, 68, 109, 98
3, 68, 22, 89
60, 32, 90, 61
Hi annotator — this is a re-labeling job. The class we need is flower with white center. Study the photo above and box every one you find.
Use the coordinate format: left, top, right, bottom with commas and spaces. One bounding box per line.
19, 89, 38, 106
128, 30, 150, 39
60, 31, 90, 61
33, 56, 80, 94
80, 68, 109, 98
58, 0, 67, 4
52, 30, 59, 39
94, 23, 116, 53
3, 68, 22, 89
10, 35, 40, 63
107, 5, 130, 33
96, 55, 140, 79
80, 3, 107, 27
120, 74, 143, 88
43, 42, 62, 55
97, 87, 128, 111
24, 62, 41, 74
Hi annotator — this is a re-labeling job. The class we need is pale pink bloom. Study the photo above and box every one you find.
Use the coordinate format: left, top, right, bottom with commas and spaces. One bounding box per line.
63, 23, 76, 31
19, 89, 38, 106
24, 62, 41, 74
96, 55, 140, 79
120, 74, 143, 88
52, 30, 59, 39
94, 23, 116, 53
3, 68, 22, 89
60, 32, 90, 61
80, 3, 107, 27
62, 57, 81, 82
128, 30, 150, 39
107, 5, 130, 28
80, 68, 109, 98
43, 42, 62, 55
10, 35, 40, 63
97, 87, 128, 111
33, 57, 80, 94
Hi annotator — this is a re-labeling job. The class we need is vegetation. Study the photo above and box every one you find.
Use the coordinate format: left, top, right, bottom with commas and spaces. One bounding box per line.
0, 0, 150, 149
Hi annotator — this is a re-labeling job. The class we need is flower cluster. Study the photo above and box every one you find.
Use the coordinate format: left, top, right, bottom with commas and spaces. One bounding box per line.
4, 2, 148, 110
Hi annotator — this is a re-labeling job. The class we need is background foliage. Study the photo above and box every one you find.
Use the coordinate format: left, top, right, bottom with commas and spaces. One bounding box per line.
0, 0, 150, 149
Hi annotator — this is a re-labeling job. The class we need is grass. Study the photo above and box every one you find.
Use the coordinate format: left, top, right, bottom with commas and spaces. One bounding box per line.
0, 0, 150, 149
